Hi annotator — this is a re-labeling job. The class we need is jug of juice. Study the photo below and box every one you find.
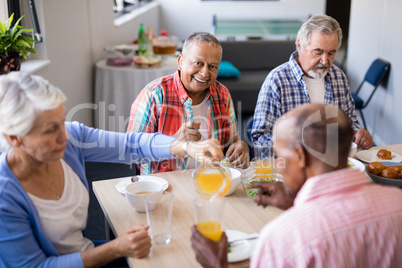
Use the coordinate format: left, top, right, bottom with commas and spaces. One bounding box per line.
193, 162, 232, 200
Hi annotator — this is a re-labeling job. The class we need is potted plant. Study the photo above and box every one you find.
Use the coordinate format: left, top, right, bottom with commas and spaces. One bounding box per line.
0, 13, 37, 74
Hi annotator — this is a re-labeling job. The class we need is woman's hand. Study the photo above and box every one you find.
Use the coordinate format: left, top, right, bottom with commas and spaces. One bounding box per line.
187, 139, 224, 164
81, 224, 151, 267
114, 225, 152, 259
170, 139, 224, 163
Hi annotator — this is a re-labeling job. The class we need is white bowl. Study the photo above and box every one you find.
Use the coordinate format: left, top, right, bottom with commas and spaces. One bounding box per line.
125, 181, 163, 212
349, 142, 357, 158
226, 168, 242, 196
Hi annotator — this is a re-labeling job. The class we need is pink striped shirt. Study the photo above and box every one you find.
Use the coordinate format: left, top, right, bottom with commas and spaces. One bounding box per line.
250, 168, 402, 268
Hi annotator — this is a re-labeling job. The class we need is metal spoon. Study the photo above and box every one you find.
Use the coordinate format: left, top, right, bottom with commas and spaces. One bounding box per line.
131, 176, 141, 183
228, 235, 259, 245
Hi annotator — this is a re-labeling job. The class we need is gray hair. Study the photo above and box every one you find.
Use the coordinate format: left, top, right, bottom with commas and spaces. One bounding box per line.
0, 72, 66, 152
181, 32, 222, 59
297, 14, 343, 51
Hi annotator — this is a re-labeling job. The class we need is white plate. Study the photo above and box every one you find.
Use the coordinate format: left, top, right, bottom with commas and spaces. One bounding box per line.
348, 157, 365, 172
226, 230, 258, 263
115, 176, 169, 194
356, 150, 402, 163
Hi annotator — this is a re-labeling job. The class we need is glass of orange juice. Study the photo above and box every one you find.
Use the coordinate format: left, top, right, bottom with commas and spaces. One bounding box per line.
252, 144, 276, 179
194, 197, 225, 241
194, 163, 232, 200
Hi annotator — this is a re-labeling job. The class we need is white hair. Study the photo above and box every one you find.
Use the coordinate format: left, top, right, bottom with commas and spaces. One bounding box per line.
0, 72, 66, 152
182, 32, 222, 59
297, 14, 343, 51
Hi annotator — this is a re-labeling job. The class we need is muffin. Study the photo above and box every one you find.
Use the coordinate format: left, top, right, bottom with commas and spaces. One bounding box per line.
377, 149, 392, 160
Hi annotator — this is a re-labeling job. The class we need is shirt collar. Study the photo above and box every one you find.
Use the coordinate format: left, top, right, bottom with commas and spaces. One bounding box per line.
289, 51, 305, 82
294, 168, 371, 206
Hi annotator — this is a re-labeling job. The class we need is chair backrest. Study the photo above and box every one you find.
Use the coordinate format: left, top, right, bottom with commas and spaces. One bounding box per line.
364, 58, 391, 87
355, 58, 391, 108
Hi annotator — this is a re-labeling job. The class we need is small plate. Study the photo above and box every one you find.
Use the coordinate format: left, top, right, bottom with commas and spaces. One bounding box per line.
348, 157, 365, 172
115, 176, 169, 194
226, 230, 258, 263
356, 149, 402, 163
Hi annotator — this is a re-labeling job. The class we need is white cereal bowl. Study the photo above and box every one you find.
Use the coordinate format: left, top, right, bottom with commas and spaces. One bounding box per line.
125, 181, 163, 212
226, 168, 242, 196
349, 142, 357, 158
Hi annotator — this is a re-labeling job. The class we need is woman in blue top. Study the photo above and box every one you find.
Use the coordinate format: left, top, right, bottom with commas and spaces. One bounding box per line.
0, 72, 223, 268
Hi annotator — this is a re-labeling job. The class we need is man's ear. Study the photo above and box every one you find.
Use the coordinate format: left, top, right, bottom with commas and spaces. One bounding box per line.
293, 144, 306, 169
5, 135, 22, 147
296, 39, 301, 52
177, 54, 183, 71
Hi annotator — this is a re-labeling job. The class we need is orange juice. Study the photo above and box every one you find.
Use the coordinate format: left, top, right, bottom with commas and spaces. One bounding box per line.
197, 221, 222, 241
255, 160, 273, 179
195, 170, 232, 198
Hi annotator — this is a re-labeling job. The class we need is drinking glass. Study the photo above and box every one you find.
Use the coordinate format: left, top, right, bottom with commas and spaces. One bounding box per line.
145, 191, 173, 244
193, 197, 225, 241
252, 144, 276, 179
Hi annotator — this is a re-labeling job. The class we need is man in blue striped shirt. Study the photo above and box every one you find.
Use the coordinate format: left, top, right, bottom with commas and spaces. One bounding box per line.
252, 14, 373, 149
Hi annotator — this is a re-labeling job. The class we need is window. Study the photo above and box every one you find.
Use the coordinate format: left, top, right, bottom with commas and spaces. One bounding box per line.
1, 0, 49, 73
6, 0, 42, 43
114, 0, 153, 18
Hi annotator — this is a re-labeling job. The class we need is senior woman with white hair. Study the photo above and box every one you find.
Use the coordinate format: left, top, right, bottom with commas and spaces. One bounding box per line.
0, 72, 223, 268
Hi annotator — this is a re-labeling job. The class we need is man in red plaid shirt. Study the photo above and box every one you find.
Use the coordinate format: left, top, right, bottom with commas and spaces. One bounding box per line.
127, 32, 249, 174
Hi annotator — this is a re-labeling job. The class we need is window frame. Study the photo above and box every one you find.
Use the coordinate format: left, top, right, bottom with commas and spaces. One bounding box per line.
113, 0, 153, 18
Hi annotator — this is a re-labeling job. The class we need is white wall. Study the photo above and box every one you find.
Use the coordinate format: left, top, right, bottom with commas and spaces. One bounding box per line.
32, 0, 325, 127
347, 0, 402, 145
33, 0, 160, 126
158, 0, 325, 40
35, 0, 93, 125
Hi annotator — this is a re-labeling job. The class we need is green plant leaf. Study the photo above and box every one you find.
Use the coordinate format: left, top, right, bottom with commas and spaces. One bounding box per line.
6, 13, 14, 30
0, 13, 36, 56
20, 49, 27, 59
22, 28, 33, 33
11, 16, 24, 34
0, 22, 6, 34
21, 35, 35, 43
11, 29, 24, 42
26, 47, 37, 54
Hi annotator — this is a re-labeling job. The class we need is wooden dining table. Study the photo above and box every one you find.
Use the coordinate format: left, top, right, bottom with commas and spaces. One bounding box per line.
93, 168, 283, 268
92, 144, 402, 268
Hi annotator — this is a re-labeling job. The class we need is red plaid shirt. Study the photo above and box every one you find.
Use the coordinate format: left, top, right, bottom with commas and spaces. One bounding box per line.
127, 70, 238, 174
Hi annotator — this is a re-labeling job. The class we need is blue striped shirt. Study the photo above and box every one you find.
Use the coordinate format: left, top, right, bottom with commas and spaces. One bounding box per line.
252, 51, 360, 147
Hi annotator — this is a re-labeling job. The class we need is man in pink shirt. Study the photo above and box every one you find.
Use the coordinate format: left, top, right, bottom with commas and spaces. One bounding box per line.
191, 103, 402, 268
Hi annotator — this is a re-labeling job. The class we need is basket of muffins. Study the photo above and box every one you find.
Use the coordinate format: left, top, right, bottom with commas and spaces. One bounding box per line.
366, 149, 402, 187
